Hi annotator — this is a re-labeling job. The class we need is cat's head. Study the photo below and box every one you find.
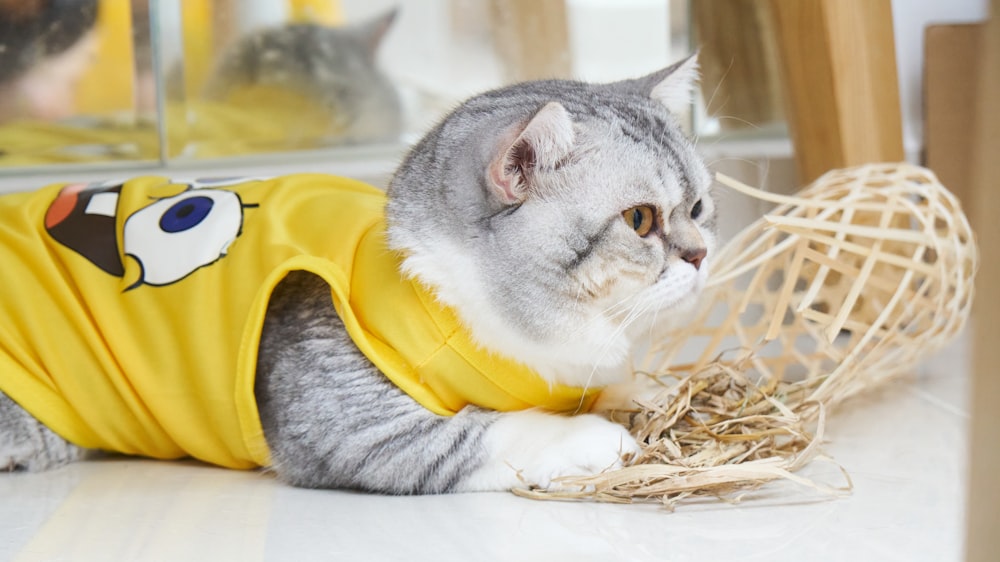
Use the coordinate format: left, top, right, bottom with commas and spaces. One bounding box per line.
386, 56, 715, 387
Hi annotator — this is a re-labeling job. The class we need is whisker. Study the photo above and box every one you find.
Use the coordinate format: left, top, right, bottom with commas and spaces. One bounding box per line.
648, 301, 661, 341
582, 293, 655, 384
693, 56, 735, 149
702, 57, 734, 119
560, 291, 639, 342
714, 115, 762, 130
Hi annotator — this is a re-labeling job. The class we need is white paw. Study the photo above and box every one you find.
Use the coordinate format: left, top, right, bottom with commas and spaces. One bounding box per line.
457, 410, 641, 492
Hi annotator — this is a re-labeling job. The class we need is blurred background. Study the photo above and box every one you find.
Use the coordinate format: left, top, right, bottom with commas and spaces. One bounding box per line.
0, 0, 989, 241
0, 0, 689, 171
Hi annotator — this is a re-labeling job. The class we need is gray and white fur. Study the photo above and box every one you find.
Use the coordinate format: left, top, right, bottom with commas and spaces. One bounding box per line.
1, 55, 716, 494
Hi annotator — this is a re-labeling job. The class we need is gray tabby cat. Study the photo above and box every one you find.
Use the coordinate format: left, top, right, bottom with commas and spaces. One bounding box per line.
202, 9, 402, 144
0, 55, 716, 493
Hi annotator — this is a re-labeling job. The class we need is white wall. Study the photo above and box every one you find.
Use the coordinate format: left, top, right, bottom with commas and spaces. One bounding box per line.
565, 0, 671, 82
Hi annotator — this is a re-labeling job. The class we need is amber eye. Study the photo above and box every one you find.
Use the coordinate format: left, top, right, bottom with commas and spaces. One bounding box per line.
623, 206, 655, 237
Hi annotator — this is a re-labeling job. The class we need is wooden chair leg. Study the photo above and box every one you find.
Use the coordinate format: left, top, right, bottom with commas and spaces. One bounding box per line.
767, 0, 904, 184
488, 0, 571, 83
965, 2, 1000, 561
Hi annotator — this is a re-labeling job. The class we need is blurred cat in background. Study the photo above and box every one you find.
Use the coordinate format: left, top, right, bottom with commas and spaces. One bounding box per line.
202, 8, 403, 145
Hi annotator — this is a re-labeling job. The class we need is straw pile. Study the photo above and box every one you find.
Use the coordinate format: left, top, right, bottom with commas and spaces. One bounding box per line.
519, 163, 978, 508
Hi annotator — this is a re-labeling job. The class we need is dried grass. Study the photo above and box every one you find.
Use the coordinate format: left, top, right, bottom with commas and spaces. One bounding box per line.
521, 164, 977, 508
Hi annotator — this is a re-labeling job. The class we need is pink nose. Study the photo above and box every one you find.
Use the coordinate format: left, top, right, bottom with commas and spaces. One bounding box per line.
683, 248, 707, 270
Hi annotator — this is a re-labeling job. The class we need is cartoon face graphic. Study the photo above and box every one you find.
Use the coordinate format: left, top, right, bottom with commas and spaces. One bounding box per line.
45, 178, 260, 289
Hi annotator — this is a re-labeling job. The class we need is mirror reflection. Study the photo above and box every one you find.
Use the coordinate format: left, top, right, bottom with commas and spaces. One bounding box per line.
0, 1, 751, 170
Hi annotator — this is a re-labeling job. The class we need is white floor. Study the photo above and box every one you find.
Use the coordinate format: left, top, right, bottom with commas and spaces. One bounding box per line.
0, 332, 970, 562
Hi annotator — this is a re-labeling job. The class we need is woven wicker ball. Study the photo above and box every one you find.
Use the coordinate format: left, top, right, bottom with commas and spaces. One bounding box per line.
644, 162, 978, 407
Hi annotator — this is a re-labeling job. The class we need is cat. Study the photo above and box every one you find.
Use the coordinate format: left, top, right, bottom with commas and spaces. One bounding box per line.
0, 54, 716, 494
199, 9, 403, 145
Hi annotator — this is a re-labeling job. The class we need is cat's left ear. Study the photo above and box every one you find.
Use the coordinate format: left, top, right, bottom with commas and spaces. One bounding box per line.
614, 53, 700, 114
488, 102, 576, 204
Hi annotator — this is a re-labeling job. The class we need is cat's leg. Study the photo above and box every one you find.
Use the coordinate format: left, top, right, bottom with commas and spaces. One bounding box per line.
256, 271, 639, 493
0, 390, 91, 471
261, 365, 637, 494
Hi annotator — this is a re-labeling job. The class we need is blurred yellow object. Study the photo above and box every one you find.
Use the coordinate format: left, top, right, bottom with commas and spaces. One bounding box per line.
177, 88, 342, 157
289, 0, 343, 24
0, 94, 340, 166
74, 0, 135, 115
180, 0, 215, 100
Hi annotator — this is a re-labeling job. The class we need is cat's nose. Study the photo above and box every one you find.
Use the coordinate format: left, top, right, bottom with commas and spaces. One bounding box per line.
682, 248, 707, 270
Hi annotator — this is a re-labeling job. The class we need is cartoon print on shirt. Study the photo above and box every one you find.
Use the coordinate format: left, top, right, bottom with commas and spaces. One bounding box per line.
44, 177, 261, 289
45, 180, 126, 277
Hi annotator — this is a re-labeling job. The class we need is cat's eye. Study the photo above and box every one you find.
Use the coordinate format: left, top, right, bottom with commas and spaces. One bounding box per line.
623, 206, 655, 237
691, 199, 704, 220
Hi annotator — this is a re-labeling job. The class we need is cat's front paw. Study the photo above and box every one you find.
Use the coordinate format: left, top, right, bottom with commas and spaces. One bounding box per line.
456, 410, 640, 492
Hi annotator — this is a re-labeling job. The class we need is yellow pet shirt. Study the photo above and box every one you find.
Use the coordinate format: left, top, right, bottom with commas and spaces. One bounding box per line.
0, 175, 598, 469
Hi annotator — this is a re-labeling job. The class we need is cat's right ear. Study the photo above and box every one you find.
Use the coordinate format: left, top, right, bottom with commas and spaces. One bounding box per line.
488, 102, 575, 204
613, 53, 700, 114
356, 7, 398, 60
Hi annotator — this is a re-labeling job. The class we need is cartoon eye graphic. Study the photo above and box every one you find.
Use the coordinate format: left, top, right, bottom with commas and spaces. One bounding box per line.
123, 190, 247, 287
159, 196, 214, 233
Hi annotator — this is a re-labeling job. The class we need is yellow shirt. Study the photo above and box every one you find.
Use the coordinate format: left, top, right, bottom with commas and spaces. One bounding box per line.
0, 175, 598, 469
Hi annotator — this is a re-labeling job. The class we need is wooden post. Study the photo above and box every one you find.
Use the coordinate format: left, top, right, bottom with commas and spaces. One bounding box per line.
965, 2, 1000, 561
489, 0, 571, 82
924, 23, 984, 215
767, 0, 904, 184
692, 0, 785, 131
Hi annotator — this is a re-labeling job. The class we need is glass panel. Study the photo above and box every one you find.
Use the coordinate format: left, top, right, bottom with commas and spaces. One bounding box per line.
163, 0, 694, 162
160, 0, 407, 161
0, 0, 158, 170
0, 0, 705, 171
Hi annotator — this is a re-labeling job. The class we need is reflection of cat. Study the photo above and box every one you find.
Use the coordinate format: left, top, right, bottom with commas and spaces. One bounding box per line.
1, 56, 716, 494
203, 9, 402, 145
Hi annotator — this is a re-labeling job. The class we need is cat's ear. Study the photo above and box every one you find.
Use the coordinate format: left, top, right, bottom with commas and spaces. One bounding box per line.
355, 7, 398, 59
488, 102, 575, 204
615, 53, 700, 114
